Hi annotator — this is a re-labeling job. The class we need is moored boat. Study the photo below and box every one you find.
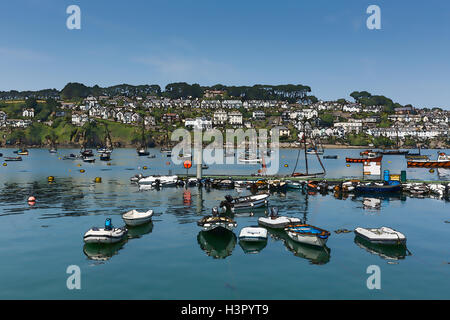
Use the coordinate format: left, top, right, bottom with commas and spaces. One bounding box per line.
122, 209, 153, 226
197, 208, 237, 232
285, 224, 331, 247
355, 180, 401, 194
407, 152, 450, 168
99, 152, 111, 161
323, 155, 338, 159
4, 156, 22, 161
354, 227, 406, 245
138, 175, 178, 187
380, 149, 409, 155
258, 208, 302, 229
220, 193, 269, 212
346, 154, 382, 163
238, 227, 268, 242
83, 219, 128, 244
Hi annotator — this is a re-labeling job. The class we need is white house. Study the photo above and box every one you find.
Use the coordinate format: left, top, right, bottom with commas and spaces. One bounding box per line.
72, 113, 89, 126
213, 110, 228, 125
22, 108, 35, 118
228, 111, 243, 126
252, 110, 265, 120
185, 117, 212, 130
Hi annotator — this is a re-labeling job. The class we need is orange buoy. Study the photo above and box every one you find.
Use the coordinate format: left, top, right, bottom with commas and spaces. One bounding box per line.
183, 160, 192, 169
80, 169, 85, 173
166, 161, 170, 165
28, 196, 36, 202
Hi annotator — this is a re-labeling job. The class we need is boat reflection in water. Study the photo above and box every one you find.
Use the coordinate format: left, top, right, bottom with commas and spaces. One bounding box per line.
83, 240, 127, 262
127, 222, 154, 239
268, 229, 331, 265
238, 239, 267, 254
197, 230, 237, 259
354, 236, 409, 261
363, 197, 381, 210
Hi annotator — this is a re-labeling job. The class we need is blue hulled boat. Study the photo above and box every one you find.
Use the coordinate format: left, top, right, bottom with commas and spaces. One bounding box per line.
355, 180, 402, 194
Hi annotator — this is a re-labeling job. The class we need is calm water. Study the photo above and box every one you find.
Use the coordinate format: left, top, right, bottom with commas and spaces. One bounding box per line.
0, 148, 448, 299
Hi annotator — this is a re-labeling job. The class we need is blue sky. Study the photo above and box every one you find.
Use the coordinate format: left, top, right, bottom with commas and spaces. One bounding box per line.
0, 0, 449, 108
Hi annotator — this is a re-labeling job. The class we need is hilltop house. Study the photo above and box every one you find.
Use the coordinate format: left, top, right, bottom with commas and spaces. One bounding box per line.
213, 110, 228, 125
271, 126, 291, 138
0, 111, 7, 127
72, 113, 89, 126
22, 108, 35, 118
228, 111, 243, 126
252, 110, 266, 120
185, 117, 212, 131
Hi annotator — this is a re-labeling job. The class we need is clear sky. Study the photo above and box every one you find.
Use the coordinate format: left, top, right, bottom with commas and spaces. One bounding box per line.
0, 0, 449, 108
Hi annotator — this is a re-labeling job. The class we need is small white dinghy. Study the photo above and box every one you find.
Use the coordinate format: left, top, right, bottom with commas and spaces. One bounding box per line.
122, 209, 153, 226
258, 208, 302, 229
83, 219, 127, 244
238, 227, 268, 242
354, 227, 406, 245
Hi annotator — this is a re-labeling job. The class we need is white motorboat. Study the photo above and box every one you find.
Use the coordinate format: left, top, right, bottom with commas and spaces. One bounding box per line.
83, 219, 127, 244
138, 175, 178, 187
285, 224, 331, 247
354, 227, 406, 245
220, 193, 269, 212
122, 209, 153, 226
238, 227, 268, 242
82, 156, 96, 163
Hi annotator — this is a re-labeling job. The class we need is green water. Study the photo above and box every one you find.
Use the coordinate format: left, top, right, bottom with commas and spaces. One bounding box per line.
0, 148, 448, 299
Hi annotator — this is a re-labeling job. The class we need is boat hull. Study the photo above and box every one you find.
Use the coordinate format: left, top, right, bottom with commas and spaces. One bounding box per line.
407, 160, 450, 168
286, 231, 329, 247
83, 228, 128, 244
258, 216, 302, 229
346, 156, 382, 163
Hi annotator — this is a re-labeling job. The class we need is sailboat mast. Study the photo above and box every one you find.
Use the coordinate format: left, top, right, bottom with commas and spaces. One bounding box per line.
303, 122, 309, 175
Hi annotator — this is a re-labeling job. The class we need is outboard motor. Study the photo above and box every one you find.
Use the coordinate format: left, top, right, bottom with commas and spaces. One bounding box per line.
105, 218, 113, 230
212, 207, 219, 216
270, 207, 279, 217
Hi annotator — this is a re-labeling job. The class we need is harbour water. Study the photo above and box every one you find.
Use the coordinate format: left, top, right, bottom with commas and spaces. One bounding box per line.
0, 148, 448, 299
